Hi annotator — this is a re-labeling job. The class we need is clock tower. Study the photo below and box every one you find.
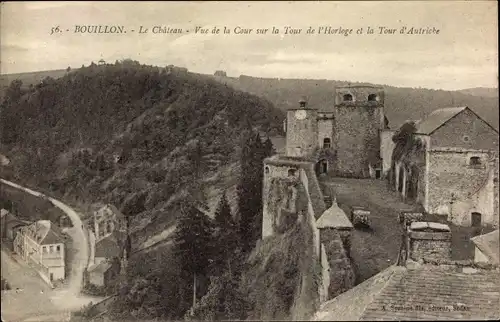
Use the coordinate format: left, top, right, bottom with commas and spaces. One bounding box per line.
285, 98, 318, 157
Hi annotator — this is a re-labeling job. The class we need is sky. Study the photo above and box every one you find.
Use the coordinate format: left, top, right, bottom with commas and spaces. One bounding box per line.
1, 1, 498, 90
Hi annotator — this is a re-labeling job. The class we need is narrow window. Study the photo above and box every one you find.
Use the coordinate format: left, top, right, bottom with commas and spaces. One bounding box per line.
368, 94, 377, 102
470, 156, 481, 166
323, 138, 331, 149
56, 245, 60, 252
471, 212, 482, 227
343, 94, 353, 101
265, 166, 270, 174
49, 246, 54, 253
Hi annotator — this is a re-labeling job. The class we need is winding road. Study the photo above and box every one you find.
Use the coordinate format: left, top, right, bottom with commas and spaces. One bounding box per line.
1, 178, 102, 321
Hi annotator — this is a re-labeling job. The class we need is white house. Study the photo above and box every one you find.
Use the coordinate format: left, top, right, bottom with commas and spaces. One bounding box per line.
14, 220, 66, 283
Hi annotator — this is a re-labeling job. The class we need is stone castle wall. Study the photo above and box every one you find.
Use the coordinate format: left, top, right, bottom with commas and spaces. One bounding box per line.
380, 130, 396, 177
333, 105, 383, 178
286, 109, 318, 157
409, 230, 452, 262
427, 150, 497, 226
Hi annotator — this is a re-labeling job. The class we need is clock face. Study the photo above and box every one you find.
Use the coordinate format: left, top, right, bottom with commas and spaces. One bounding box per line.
295, 110, 307, 120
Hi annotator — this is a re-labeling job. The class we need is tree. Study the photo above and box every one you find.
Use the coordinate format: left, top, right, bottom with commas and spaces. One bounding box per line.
391, 121, 417, 164
263, 136, 276, 156
4, 79, 24, 104
174, 201, 214, 310
189, 271, 247, 321
237, 132, 274, 253
212, 191, 239, 275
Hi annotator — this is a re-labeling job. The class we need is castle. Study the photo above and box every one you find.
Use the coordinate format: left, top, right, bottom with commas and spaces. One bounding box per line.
260, 84, 499, 318
259, 86, 388, 303
263, 84, 499, 230
284, 85, 387, 178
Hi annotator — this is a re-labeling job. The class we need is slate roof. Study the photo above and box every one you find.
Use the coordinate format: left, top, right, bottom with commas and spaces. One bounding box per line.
95, 231, 126, 259
314, 264, 500, 321
88, 260, 113, 274
3, 211, 29, 232
31, 220, 65, 245
414, 107, 467, 135
471, 230, 499, 265
415, 106, 499, 135
316, 200, 353, 229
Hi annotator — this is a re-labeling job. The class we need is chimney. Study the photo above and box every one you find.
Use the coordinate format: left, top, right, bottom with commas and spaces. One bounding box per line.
406, 222, 452, 262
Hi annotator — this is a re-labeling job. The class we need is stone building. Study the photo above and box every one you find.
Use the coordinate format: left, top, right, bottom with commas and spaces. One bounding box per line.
85, 203, 129, 288
214, 70, 227, 77
262, 110, 356, 303
314, 222, 500, 321
284, 86, 387, 178
393, 107, 499, 228
1, 208, 29, 242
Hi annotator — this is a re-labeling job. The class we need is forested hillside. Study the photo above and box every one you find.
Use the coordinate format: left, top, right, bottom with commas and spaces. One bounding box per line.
211, 75, 499, 130
1, 60, 293, 320
0, 60, 284, 248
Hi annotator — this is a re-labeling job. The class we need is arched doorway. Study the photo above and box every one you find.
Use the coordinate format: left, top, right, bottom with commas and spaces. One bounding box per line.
317, 159, 328, 175
407, 167, 419, 201
398, 167, 404, 192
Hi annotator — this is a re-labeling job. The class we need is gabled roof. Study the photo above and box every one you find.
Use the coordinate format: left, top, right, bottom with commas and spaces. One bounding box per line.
88, 259, 113, 274
95, 230, 126, 259
316, 200, 353, 229
314, 264, 500, 321
415, 107, 467, 135
415, 106, 499, 135
3, 211, 29, 231
471, 229, 499, 265
34, 220, 65, 245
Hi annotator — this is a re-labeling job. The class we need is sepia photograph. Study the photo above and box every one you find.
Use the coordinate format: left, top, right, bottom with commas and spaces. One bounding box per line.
0, 1, 498, 321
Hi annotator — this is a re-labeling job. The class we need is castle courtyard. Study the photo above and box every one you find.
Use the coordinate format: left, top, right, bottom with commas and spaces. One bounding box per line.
320, 177, 483, 285
320, 177, 419, 283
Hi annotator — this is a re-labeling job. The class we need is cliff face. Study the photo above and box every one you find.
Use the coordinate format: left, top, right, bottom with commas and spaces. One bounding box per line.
239, 182, 321, 320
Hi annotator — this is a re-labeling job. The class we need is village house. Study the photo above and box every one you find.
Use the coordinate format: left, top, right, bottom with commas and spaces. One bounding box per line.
470, 229, 499, 266
1, 208, 29, 244
13, 220, 66, 283
391, 107, 499, 228
85, 203, 128, 288
314, 221, 500, 321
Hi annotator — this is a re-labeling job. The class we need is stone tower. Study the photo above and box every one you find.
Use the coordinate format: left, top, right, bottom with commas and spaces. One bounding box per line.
286, 98, 318, 157
332, 86, 385, 178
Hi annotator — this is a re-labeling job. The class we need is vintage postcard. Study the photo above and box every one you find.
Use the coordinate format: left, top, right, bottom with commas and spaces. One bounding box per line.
1, 1, 498, 321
